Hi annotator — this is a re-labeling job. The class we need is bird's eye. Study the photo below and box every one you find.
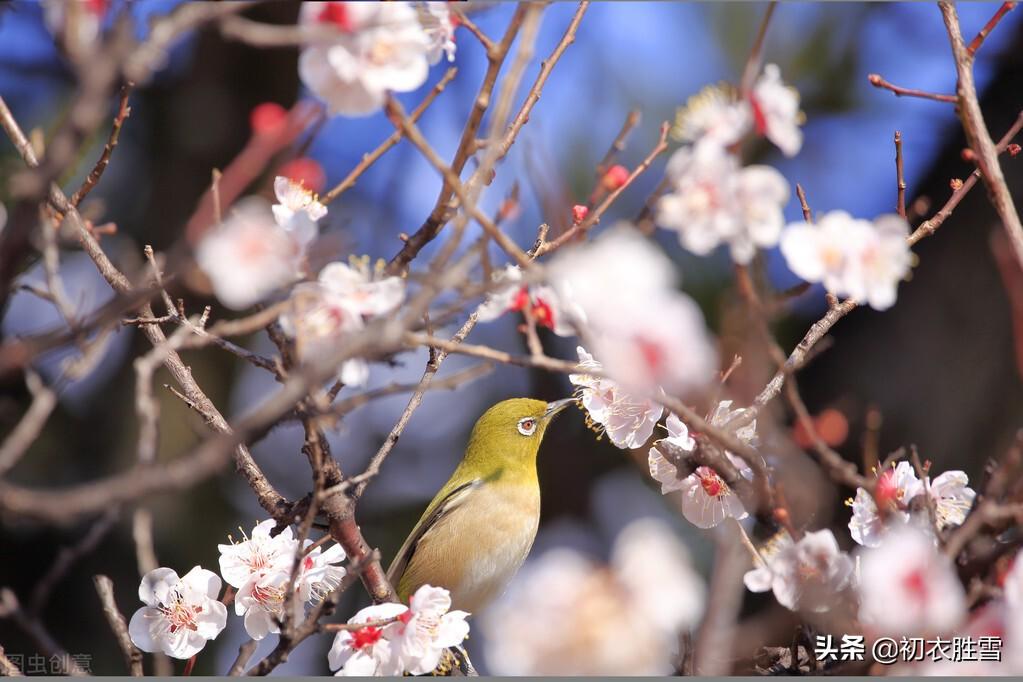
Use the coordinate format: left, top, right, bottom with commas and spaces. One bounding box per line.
517, 417, 537, 436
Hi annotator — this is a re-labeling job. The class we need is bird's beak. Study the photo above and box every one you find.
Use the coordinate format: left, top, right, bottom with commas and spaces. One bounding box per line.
544, 398, 575, 419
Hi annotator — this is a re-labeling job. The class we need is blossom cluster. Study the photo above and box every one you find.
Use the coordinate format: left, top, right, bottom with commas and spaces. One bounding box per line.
298, 2, 456, 117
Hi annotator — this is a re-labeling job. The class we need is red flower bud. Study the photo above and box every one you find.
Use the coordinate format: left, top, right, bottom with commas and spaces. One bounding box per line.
250, 102, 287, 137
571, 204, 589, 224
601, 164, 629, 191
278, 157, 326, 194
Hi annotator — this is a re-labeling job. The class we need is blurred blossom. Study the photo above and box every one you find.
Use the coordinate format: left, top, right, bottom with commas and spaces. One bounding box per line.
328, 584, 468, 676
743, 529, 853, 613
570, 345, 664, 449
298, 2, 433, 116
649, 402, 756, 528
671, 83, 751, 148
272, 175, 328, 228
279, 258, 405, 386
847, 462, 974, 547
419, 2, 457, 65
477, 264, 577, 336
196, 197, 315, 310
128, 566, 228, 659
750, 64, 804, 157
670, 64, 802, 156
0, 201, 6, 233
42, 0, 107, 50
1005, 555, 1023, 670
550, 224, 717, 394
780, 210, 912, 310
858, 524, 966, 635
481, 517, 705, 675
656, 142, 789, 264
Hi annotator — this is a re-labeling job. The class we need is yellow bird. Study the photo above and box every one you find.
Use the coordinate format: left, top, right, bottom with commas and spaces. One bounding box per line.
387, 397, 574, 613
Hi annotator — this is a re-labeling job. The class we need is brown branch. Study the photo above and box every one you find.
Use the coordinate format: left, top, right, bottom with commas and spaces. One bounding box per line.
93, 575, 144, 677
941, 1, 1023, 271
70, 82, 133, 207
0, 370, 57, 475
966, 2, 1016, 56
536, 122, 671, 256
387, 6, 528, 275
596, 109, 641, 178
30, 508, 119, 615
867, 73, 957, 103
384, 96, 531, 268
0, 590, 86, 676
895, 130, 906, 218
739, 1, 777, 95
795, 183, 812, 222
909, 110, 1023, 244
228, 641, 258, 676
450, 7, 495, 53
321, 67, 458, 205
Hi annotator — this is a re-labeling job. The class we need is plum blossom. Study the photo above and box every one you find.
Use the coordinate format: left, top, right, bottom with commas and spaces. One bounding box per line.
656, 142, 789, 264
858, 524, 966, 635
419, 2, 457, 64
550, 225, 717, 395
218, 519, 298, 588
299, 2, 432, 116
743, 529, 853, 613
481, 518, 704, 675
569, 346, 664, 449
43, 0, 107, 51
329, 602, 409, 676
671, 83, 752, 148
649, 402, 756, 528
847, 462, 975, 547
279, 258, 405, 387
128, 566, 228, 659
477, 265, 577, 336
196, 197, 316, 310
272, 175, 327, 228
328, 585, 469, 676
219, 520, 347, 640
780, 210, 913, 311
750, 64, 803, 157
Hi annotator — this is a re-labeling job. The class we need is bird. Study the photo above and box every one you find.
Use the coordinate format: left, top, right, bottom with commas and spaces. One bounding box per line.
386, 397, 574, 614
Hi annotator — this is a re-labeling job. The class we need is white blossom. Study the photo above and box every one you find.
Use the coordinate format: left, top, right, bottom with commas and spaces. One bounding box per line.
279, 258, 405, 387
780, 211, 912, 311
234, 569, 304, 641
570, 346, 664, 449
272, 175, 327, 228
299, 2, 432, 117
858, 524, 966, 635
327, 585, 468, 676
298, 541, 347, 602
649, 404, 757, 529
218, 519, 298, 588
743, 529, 853, 613
43, 0, 107, 50
196, 197, 315, 310
328, 602, 409, 676
391, 585, 470, 675
128, 566, 227, 659
419, 2, 457, 64
481, 518, 705, 675
672, 83, 752, 148
656, 142, 789, 264
847, 463, 974, 547
750, 64, 803, 157
477, 265, 577, 336
550, 225, 718, 395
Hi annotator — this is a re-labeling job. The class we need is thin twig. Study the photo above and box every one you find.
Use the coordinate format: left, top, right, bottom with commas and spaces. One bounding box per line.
70, 82, 133, 207
867, 73, 957, 103
93, 575, 144, 676
30, 508, 120, 615
895, 131, 906, 218
966, 2, 1016, 57
0, 370, 57, 475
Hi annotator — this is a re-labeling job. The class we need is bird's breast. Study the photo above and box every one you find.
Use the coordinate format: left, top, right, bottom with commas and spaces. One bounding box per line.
407, 483, 540, 614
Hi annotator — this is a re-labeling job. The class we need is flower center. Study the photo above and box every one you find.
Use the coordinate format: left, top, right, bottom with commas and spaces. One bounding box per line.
158, 593, 201, 634
901, 568, 928, 602
750, 97, 768, 135
369, 39, 397, 65
634, 336, 664, 373
531, 298, 555, 330
696, 466, 727, 498
351, 626, 383, 650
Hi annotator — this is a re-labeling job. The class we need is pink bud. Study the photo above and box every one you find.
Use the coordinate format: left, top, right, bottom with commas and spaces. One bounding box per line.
601, 165, 629, 191
250, 102, 287, 137
279, 157, 326, 194
571, 204, 589, 224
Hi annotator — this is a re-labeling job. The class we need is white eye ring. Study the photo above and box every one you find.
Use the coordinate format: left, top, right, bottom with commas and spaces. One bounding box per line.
517, 417, 537, 436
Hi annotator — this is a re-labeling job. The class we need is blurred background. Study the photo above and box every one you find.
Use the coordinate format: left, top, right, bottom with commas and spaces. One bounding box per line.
1, 1, 1022, 674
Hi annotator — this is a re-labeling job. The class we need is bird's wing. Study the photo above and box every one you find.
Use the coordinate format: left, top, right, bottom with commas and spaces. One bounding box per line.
386, 478, 482, 596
